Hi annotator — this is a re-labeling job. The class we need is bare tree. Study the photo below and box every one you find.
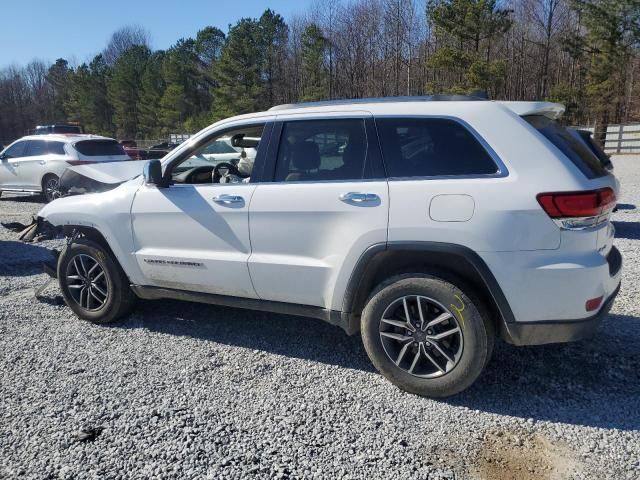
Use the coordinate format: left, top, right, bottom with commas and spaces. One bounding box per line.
102, 25, 151, 66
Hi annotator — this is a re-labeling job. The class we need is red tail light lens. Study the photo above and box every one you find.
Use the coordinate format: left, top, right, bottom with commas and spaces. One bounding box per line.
537, 188, 616, 218
66, 160, 95, 166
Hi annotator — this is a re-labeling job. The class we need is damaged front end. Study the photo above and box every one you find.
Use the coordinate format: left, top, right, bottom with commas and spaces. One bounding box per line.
1, 216, 61, 242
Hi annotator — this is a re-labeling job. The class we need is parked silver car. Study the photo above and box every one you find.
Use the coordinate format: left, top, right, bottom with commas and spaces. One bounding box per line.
0, 134, 129, 201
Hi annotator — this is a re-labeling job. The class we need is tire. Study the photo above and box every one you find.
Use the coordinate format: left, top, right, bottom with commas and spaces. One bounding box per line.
42, 174, 61, 202
57, 238, 136, 324
361, 274, 494, 398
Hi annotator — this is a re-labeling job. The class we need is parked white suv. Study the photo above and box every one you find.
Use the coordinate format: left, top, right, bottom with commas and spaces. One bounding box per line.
37, 97, 622, 397
0, 134, 129, 202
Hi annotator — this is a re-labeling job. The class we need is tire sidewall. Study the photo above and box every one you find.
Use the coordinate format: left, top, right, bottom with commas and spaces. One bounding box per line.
42, 174, 60, 203
58, 240, 124, 324
361, 274, 490, 398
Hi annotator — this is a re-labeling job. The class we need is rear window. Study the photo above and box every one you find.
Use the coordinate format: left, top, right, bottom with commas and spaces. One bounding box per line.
74, 140, 126, 157
376, 117, 498, 177
524, 115, 608, 179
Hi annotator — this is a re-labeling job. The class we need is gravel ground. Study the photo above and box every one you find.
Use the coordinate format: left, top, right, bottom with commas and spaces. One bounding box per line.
1, 157, 639, 480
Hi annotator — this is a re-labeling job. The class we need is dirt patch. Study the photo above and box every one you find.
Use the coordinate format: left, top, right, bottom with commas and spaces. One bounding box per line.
472, 430, 580, 480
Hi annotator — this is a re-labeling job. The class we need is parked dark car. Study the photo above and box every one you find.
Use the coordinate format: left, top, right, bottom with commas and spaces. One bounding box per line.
34, 124, 83, 135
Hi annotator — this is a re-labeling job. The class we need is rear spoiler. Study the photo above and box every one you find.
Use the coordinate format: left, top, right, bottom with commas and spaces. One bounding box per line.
497, 101, 565, 120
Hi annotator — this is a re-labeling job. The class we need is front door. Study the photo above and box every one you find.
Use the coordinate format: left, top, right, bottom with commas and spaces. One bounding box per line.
130, 123, 268, 298
0, 140, 28, 190
248, 115, 389, 311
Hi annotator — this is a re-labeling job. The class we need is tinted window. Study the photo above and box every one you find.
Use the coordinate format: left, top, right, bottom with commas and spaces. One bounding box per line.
524, 115, 608, 179
47, 141, 66, 155
74, 140, 126, 157
3, 141, 27, 158
25, 140, 48, 157
376, 118, 498, 177
275, 119, 367, 182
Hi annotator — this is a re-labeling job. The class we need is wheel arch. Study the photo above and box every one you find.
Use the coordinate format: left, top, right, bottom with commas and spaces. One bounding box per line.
343, 241, 515, 337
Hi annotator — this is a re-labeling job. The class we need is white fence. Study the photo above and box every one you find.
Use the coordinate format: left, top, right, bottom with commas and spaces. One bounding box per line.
579, 124, 640, 154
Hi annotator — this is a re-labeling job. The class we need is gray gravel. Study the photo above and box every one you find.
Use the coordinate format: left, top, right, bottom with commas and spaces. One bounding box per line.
1, 158, 639, 479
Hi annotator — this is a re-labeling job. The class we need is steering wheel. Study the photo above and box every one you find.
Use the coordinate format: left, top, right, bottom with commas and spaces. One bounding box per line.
213, 162, 239, 183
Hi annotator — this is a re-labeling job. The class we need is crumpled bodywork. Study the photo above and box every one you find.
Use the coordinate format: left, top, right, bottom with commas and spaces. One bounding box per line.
59, 161, 146, 196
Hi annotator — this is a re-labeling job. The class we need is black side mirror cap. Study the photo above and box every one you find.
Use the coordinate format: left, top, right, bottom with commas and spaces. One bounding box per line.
143, 159, 163, 186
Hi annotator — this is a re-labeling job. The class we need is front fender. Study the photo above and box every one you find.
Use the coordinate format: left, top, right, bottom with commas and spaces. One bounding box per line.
38, 180, 145, 284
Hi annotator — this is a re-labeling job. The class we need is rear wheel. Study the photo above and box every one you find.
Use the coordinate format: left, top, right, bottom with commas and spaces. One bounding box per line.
58, 238, 136, 324
361, 274, 494, 398
42, 174, 61, 202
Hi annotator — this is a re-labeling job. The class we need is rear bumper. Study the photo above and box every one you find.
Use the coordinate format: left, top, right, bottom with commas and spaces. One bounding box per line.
501, 282, 620, 346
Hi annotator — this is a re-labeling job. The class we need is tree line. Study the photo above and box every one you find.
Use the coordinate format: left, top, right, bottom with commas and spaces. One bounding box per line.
1, 0, 639, 145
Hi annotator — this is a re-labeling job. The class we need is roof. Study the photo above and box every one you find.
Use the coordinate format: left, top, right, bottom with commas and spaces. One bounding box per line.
19, 134, 116, 143
268, 95, 487, 111
269, 97, 564, 119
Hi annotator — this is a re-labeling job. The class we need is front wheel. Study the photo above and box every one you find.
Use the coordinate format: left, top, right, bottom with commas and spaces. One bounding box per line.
361, 274, 494, 398
58, 238, 136, 324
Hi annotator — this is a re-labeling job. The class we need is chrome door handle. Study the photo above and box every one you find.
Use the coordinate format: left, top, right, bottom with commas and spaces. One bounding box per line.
213, 194, 244, 205
339, 192, 379, 203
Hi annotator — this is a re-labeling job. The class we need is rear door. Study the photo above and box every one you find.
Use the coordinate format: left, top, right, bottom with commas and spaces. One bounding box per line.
248, 113, 389, 311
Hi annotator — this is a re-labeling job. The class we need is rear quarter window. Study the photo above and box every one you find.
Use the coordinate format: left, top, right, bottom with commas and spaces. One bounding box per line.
375, 117, 499, 178
74, 140, 127, 157
524, 115, 608, 179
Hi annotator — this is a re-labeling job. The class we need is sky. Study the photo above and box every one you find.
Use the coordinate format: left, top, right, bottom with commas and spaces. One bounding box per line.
1, 0, 314, 68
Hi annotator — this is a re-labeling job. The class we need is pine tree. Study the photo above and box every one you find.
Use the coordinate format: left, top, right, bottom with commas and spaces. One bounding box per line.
139, 51, 166, 138
259, 10, 289, 107
212, 19, 265, 118
427, 0, 512, 93
301, 23, 329, 101
570, 0, 640, 143
107, 45, 150, 138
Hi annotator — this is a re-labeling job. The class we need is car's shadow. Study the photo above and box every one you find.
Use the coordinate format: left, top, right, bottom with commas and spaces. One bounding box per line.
0, 240, 54, 276
116, 299, 640, 431
0, 194, 44, 203
612, 220, 640, 240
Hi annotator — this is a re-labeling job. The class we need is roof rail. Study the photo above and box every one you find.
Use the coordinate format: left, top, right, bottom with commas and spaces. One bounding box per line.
268, 94, 488, 111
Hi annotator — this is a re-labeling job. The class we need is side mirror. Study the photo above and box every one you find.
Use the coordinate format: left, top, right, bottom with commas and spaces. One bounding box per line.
143, 159, 163, 186
0, 153, 7, 162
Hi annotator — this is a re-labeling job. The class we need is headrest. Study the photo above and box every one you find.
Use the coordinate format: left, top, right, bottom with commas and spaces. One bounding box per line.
289, 141, 320, 171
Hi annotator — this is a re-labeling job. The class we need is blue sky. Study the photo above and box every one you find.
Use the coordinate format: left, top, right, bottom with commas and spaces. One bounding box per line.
2, 0, 313, 67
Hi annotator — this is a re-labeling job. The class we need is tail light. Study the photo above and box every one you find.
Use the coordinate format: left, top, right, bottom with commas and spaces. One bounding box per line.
66, 160, 95, 166
537, 188, 616, 230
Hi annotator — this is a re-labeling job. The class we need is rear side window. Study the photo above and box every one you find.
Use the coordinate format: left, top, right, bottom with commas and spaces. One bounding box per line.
25, 140, 48, 157
47, 141, 66, 155
275, 119, 368, 182
74, 140, 126, 157
524, 116, 608, 179
376, 118, 498, 177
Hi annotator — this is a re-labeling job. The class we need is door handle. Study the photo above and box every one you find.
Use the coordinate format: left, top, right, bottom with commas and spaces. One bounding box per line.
213, 194, 244, 205
339, 192, 379, 203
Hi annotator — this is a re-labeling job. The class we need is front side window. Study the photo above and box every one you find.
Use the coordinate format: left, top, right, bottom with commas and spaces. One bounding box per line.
2, 141, 27, 158
274, 119, 367, 182
171, 124, 264, 185
376, 117, 498, 178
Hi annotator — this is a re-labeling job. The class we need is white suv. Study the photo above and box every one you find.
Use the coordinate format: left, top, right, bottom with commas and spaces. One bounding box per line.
37, 97, 622, 397
0, 134, 130, 202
